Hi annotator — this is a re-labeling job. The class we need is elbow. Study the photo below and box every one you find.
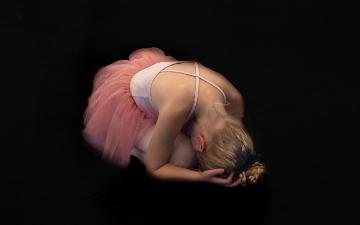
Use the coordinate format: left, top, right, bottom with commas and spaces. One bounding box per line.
146, 167, 163, 181
145, 163, 163, 179
145, 166, 157, 178
146, 162, 170, 180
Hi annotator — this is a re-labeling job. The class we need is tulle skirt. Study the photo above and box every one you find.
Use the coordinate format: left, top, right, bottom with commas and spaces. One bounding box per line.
82, 47, 177, 168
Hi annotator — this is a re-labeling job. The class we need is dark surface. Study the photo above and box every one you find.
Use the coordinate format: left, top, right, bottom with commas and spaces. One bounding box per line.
2, 0, 359, 225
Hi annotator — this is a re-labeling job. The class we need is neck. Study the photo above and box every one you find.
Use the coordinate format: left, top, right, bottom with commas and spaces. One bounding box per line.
191, 98, 228, 134
196, 93, 228, 118
189, 98, 243, 150
195, 97, 243, 130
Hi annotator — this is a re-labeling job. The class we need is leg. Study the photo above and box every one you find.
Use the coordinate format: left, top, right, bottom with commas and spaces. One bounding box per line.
134, 124, 197, 168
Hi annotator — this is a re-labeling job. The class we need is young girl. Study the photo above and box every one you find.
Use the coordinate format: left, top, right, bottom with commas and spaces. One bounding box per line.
82, 47, 266, 187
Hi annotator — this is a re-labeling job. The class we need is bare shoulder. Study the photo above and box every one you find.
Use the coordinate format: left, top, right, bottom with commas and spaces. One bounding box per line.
156, 84, 194, 117
154, 100, 189, 143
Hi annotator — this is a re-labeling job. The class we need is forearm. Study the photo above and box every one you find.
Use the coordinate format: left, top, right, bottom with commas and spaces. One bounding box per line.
149, 163, 202, 183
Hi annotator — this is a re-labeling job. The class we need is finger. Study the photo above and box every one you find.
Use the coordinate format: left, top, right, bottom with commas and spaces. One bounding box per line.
214, 172, 237, 186
216, 171, 235, 185
223, 171, 236, 182
210, 176, 235, 185
226, 171, 235, 181
224, 178, 242, 187
209, 177, 229, 185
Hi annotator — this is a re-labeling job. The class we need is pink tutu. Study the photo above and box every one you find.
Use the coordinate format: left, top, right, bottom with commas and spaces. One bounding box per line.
82, 47, 177, 168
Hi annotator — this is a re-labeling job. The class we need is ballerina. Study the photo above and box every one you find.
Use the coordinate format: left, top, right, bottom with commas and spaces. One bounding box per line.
82, 47, 266, 187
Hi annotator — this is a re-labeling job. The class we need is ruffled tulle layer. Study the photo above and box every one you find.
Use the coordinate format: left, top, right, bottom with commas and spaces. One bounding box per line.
82, 47, 177, 168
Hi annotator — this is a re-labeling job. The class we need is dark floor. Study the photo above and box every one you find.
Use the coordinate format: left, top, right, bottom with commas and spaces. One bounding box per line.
2, 0, 359, 225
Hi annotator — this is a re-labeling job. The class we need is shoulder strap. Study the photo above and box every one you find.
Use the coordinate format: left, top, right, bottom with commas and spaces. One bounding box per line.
162, 62, 228, 104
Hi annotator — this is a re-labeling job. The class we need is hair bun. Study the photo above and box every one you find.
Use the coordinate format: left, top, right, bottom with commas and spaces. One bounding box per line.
244, 161, 266, 185
234, 152, 264, 177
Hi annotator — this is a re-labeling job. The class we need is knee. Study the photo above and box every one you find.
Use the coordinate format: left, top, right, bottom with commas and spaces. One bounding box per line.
134, 124, 156, 152
170, 133, 197, 168
135, 125, 190, 152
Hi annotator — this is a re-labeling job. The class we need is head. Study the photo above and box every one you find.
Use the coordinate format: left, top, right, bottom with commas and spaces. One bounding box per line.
190, 102, 267, 186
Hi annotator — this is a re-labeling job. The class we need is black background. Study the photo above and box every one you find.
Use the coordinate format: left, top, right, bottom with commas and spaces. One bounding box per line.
2, 0, 359, 225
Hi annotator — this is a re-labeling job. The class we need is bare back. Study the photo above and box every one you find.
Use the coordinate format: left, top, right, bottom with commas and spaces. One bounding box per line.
150, 62, 243, 118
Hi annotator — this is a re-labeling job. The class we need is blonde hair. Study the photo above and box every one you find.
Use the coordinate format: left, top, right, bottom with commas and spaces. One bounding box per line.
195, 119, 267, 186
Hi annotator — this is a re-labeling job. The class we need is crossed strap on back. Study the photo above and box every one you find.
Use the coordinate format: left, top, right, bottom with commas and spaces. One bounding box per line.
161, 62, 228, 121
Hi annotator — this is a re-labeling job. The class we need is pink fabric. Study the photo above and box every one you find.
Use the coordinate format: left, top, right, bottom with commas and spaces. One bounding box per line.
82, 47, 177, 168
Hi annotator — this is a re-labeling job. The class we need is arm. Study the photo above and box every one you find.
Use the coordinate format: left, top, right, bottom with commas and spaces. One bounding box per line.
144, 101, 203, 182
226, 93, 245, 121
152, 163, 240, 187
150, 163, 202, 182
209, 69, 245, 121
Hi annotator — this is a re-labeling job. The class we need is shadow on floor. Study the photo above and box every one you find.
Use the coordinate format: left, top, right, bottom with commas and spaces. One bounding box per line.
95, 157, 271, 225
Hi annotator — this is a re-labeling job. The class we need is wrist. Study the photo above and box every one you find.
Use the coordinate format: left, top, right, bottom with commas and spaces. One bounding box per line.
196, 170, 205, 182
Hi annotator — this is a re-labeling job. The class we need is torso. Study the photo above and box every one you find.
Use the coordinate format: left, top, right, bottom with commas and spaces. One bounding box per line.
150, 62, 241, 120
133, 62, 243, 169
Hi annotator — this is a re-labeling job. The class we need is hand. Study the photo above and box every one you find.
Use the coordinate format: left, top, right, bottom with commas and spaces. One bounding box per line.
199, 169, 242, 187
